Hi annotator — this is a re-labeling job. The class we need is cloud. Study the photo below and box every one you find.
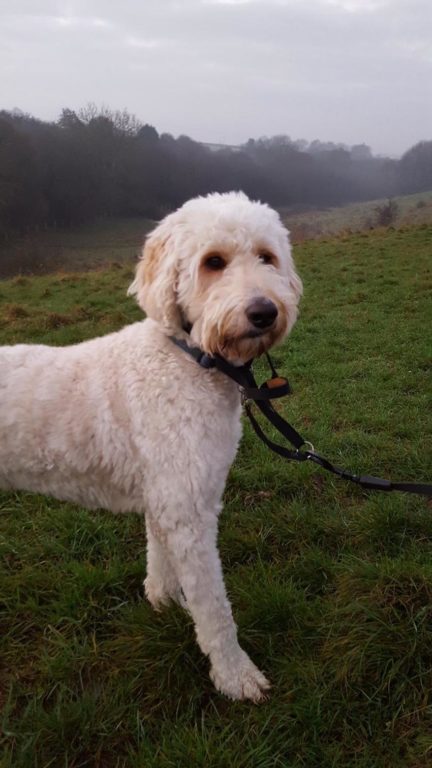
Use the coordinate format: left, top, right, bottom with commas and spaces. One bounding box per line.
203, 0, 254, 5
323, 0, 391, 11
125, 36, 166, 49
54, 15, 111, 28
1, 0, 431, 154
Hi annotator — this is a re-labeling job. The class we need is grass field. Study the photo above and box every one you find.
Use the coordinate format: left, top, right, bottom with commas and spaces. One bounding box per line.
1, 190, 432, 281
282, 190, 432, 242
0, 218, 154, 279
1, 223, 432, 767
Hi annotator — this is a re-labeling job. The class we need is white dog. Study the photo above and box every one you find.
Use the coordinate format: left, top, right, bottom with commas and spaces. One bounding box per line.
0, 192, 302, 701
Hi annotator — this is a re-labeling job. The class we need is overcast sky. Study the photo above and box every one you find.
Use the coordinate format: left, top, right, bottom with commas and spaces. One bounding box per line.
1, 0, 431, 156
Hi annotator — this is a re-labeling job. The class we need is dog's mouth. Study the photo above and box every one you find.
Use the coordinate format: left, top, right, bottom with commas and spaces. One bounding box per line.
221, 327, 270, 348
218, 325, 281, 363
242, 328, 268, 339
197, 303, 291, 363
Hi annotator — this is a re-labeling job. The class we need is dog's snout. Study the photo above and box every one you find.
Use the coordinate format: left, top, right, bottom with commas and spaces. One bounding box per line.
246, 298, 278, 329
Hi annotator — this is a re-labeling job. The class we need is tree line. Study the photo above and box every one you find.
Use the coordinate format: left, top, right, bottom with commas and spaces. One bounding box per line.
1, 104, 431, 239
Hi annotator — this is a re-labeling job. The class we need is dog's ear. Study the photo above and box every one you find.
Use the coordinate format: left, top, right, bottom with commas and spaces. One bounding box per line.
281, 227, 303, 304
289, 269, 303, 303
128, 217, 181, 330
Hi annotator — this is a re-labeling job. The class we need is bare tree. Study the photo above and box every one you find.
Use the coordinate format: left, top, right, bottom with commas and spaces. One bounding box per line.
374, 199, 399, 227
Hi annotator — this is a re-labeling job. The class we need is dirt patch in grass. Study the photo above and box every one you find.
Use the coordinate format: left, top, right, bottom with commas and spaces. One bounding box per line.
2, 303, 30, 321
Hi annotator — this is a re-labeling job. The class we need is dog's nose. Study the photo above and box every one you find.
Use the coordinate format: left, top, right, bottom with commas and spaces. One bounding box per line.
246, 298, 278, 329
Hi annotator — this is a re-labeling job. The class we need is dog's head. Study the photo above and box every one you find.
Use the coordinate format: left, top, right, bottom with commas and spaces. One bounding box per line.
128, 191, 302, 363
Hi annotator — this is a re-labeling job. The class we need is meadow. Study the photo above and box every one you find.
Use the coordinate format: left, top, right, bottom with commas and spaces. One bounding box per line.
1, 222, 432, 767
1, 189, 432, 281
282, 190, 432, 242
0, 219, 154, 280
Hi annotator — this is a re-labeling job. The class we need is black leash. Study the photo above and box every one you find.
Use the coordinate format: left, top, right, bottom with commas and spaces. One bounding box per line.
170, 337, 432, 498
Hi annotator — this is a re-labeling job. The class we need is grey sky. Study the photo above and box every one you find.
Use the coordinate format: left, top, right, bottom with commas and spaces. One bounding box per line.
1, 0, 431, 156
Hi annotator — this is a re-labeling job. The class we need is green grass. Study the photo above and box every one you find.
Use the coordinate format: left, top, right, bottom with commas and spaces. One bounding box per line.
282, 190, 432, 241
1, 191, 431, 280
1, 224, 432, 767
0, 218, 154, 279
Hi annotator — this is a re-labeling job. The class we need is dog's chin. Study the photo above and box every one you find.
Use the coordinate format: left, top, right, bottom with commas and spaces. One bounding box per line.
196, 312, 291, 364
218, 326, 285, 364
243, 329, 268, 339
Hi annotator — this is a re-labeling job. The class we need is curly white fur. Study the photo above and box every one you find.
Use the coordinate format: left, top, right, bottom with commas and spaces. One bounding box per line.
0, 191, 302, 701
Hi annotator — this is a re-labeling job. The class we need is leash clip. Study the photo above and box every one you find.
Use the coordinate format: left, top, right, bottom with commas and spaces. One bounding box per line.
294, 441, 316, 462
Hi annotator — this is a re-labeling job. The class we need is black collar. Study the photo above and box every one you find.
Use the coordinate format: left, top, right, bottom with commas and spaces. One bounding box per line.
169, 336, 291, 401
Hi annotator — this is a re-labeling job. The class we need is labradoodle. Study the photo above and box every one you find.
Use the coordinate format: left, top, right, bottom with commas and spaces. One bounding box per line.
0, 192, 302, 700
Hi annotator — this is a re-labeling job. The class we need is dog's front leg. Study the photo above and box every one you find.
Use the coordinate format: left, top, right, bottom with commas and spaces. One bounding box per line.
144, 518, 184, 610
158, 516, 270, 702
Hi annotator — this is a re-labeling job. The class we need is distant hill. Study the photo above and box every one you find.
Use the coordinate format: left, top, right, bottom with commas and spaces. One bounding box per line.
1, 190, 431, 278
283, 190, 432, 242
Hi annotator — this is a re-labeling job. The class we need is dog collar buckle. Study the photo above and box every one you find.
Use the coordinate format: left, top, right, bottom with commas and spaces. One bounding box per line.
197, 352, 216, 369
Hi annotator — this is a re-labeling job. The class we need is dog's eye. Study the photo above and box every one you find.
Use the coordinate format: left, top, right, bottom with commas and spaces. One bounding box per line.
204, 254, 226, 271
258, 251, 275, 266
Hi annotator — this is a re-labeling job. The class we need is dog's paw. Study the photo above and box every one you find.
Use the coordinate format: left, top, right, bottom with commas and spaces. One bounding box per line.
210, 652, 270, 702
